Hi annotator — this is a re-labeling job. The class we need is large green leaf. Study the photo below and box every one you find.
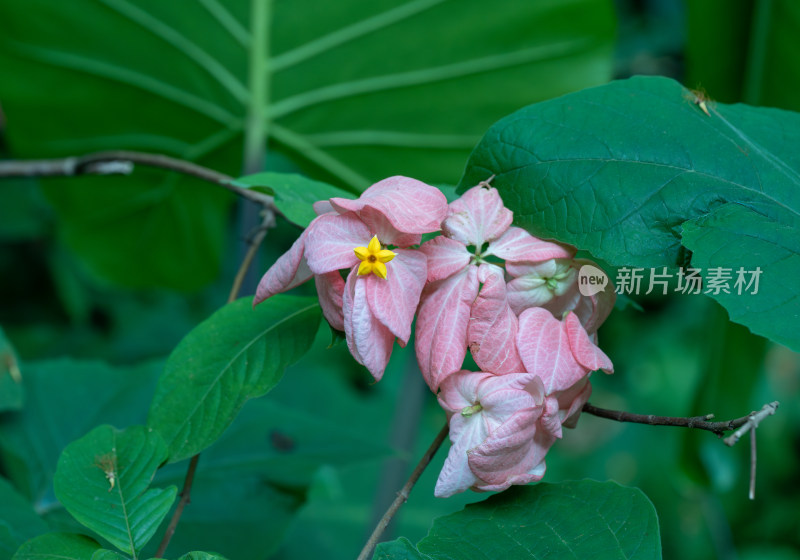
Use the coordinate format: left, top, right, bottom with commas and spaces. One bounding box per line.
11, 533, 102, 560
460, 75, 800, 350
147, 295, 321, 462
53, 425, 177, 557
376, 480, 661, 560
0, 0, 614, 289
0, 477, 48, 560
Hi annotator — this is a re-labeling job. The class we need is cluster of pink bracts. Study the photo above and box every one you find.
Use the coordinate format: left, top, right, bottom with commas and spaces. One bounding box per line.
255, 176, 615, 497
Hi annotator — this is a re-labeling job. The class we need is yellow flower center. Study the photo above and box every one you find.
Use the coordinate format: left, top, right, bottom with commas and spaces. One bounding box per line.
354, 235, 396, 279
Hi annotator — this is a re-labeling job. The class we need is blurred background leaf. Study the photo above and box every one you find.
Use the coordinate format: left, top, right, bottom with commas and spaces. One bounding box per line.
0, 0, 615, 291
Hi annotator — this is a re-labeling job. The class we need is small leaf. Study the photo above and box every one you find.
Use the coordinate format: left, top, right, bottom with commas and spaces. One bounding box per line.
375, 480, 661, 560
53, 425, 177, 557
238, 172, 350, 227
12, 533, 101, 560
147, 295, 321, 463
0, 327, 23, 412
460, 75, 800, 350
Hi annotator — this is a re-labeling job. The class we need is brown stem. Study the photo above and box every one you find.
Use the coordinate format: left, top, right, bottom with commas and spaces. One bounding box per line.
154, 454, 200, 558
0, 150, 279, 212
356, 422, 449, 560
582, 401, 779, 438
153, 212, 273, 558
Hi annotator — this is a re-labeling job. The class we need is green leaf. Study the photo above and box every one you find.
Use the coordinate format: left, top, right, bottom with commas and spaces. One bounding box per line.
147, 295, 321, 462
12, 533, 101, 560
0, 0, 614, 289
375, 480, 661, 560
91, 551, 129, 560
53, 425, 177, 557
459, 75, 800, 350
0, 477, 48, 560
237, 172, 349, 227
0, 327, 23, 412
0, 359, 162, 503
174, 553, 230, 560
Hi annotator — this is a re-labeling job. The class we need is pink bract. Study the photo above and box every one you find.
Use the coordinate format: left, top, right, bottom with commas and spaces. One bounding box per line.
415, 184, 570, 390
434, 371, 553, 497
254, 176, 448, 381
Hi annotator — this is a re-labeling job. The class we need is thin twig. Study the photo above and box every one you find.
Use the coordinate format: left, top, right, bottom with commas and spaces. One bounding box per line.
0, 150, 279, 212
356, 421, 450, 560
723, 401, 779, 446
154, 213, 273, 559
154, 454, 200, 558
582, 401, 780, 438
228, 212, 274, 302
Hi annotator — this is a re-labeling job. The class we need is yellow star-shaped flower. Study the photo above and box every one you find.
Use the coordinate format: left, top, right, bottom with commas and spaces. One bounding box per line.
354, 235, 396, 279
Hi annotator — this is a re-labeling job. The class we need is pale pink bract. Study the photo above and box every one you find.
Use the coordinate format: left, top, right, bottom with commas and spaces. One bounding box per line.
416, 184, 571, 390
254, 176, 448, 380
434, 371, 555, 497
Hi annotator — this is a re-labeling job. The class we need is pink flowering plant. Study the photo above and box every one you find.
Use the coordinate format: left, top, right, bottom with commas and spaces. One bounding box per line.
2, 34, 790, 558
256, 176, 616, 500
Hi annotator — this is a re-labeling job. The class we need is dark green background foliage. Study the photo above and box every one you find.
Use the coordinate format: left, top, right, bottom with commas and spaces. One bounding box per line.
1, 1, 799, 560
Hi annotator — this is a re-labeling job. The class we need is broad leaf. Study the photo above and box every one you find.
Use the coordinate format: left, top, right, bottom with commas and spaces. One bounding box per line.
0, 359, 162, 504
238, 172, 349, 227
376, 480, 661, 560
12, 533, 101, 560
0, 327, 23, 412
0, 0, 614, 289
175, 554, 230, 560
147, 295, 321, 462
53, 425, 176, 557
460, 75, 800, 350
0, 477, 48, 560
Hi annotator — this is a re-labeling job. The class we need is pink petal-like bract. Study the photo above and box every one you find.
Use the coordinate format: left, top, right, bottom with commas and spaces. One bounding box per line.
315, 271, 345, 331
516, 307, 591, 395
566, 312, 613, 373
468, 264, 525, 375
434, 371, 549, 497
343, 268, 395, 381
365, 249, 427, 346
254, 227, 313, 305
304, 212, 370, 275
434, 409, 486, 497
468, 409, 551, 489
358, 206, 422, 248
436, 369, 491, 416
485, 227, 573, 263
415, 267, 480, 391
442, 184, 512, 246
419, 235, 471, 282
329, 176, 448, 235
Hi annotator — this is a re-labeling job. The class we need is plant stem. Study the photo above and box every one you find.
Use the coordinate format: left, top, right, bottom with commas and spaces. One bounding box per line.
0, 150, 278, 211
153, 212, 273, 558
582, 401, 779, 438
154, 455, 200, 559
356, 421, 449, 560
